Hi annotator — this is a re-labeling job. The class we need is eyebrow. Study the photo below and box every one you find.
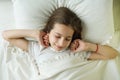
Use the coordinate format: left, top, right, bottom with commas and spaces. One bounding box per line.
55, 32, 72, 38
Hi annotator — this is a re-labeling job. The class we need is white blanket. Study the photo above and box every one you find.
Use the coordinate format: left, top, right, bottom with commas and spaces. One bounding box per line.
0, 36, 120, 80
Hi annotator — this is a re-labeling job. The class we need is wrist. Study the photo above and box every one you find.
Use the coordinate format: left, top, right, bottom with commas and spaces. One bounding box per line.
86, 42, 98, 52
32, 30, 40, 39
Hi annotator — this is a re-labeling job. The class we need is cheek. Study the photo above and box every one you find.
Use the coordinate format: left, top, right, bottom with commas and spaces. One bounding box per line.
49, 35, 57, 43
66, 41, 71, 46
62, 40, 71, 47
65, 40, 72, 47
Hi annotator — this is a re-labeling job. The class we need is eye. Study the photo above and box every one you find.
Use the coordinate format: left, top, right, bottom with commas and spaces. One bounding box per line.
65, 38, 71, 41
55, 35, 61, 38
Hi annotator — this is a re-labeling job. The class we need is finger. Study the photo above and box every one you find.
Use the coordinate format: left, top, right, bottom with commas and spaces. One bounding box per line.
71, 43, 79, 52
75, 40, 79, 48
40, 38, 48, 47
39, 38, 45, 46
43, 34, 48, 39
43, 38, 49, 45
70, 44, 76, 51
44, 39, 49, 44
72, 42, 77, 50
43, 39, 49, 47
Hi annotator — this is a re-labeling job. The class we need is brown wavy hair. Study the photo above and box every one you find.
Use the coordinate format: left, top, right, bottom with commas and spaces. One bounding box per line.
42, 7, 82, 42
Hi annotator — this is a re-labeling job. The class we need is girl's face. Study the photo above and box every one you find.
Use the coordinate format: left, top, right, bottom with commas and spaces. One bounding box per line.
48, 23, 74, 51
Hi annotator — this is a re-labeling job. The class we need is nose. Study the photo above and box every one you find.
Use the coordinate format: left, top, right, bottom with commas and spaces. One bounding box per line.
58, 38, 65, 47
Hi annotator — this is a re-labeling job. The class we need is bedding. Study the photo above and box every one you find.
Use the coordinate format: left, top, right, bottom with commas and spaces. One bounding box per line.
0, 38, 120, 80
0, 0, 120, 80
12, 0, 114, 44
0, 0, 15, 29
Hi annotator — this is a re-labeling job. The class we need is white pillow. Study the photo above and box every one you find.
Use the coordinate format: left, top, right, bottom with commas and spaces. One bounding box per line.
12, 0, 114, 44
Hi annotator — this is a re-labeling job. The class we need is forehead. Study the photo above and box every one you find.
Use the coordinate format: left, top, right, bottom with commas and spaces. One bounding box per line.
52, 23, 74, 37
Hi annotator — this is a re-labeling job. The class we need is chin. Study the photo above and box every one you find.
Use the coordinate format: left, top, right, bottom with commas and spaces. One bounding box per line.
54, 47, 63, 51
55, 48, 62, 51
55, 47, 67, 52
52, 45, 66, 51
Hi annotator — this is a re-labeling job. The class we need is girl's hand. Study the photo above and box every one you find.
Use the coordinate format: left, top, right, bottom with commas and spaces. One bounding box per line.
43, 34, 49, 47
70, 39, 86, 52
36, 31, 49, 47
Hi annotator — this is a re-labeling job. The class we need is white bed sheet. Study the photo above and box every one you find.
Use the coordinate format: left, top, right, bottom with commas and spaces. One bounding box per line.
0, 35, 120, 80
0, 0, 120, 80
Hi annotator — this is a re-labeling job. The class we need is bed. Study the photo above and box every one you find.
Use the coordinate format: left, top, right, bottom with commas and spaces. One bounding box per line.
0, 0, 120, 80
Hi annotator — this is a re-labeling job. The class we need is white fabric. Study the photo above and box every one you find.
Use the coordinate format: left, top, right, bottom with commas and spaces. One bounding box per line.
0, 36, 120, 80
0, 38, 37, 80
28, 41, 90, 79
0, 1, 15, 28
12, 0, 114, 43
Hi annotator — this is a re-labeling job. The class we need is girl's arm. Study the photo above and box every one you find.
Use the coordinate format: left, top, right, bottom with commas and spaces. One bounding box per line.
86, 42, 118, 60
2, 29, 45, 52
70, 39, 118, 60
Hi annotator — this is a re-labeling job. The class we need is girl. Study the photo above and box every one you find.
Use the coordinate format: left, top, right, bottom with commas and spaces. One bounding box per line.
2, 7, 118, 60
2, 7, 118, 78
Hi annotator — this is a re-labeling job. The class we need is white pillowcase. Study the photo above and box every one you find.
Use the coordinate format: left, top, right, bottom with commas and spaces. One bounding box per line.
12, 0, 114, 44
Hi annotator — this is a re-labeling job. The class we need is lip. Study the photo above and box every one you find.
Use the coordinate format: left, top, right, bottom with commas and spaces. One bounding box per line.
55, 45, 63, 50
56, 46, 62, 49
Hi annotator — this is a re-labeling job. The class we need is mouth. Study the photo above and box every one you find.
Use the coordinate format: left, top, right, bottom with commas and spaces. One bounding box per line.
54, 45, 63, 51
